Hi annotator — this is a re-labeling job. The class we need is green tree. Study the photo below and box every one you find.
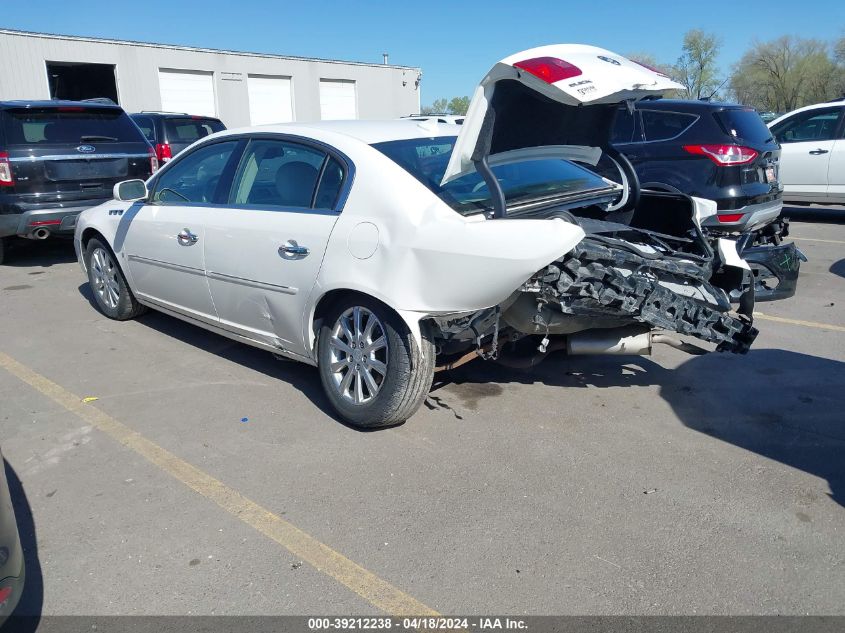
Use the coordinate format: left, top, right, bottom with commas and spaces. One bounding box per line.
730, 36, 839, 112
447, 96, 471, 116
421, 97, 448, 115
675, 29, 722, 99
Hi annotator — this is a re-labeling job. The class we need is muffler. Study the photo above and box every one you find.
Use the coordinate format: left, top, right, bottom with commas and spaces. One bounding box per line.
566, 325, 653, 356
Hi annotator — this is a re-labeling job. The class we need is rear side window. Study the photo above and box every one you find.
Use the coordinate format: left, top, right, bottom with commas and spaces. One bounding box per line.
612, 107, 637, 144
771, 108, 843, 143
715, 109, 774, 144
640, 110, 698, 142
2, 107, 147, 145
131, 116, 156, 142
164, 118, 226, 143
231, 139, 333, 209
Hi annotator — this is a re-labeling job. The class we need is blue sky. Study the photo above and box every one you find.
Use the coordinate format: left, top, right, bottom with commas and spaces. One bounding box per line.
4, 1, 844, 105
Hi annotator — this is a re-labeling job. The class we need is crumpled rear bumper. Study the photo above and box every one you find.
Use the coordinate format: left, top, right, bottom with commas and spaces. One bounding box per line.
536, 239, 758, 353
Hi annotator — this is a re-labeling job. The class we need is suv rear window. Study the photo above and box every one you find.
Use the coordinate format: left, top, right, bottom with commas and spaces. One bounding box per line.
640, 110, 698, 141
164, 118, 225, 143
715, 109, 774, 145
373, 136, 616, 216
2, 107, 146, 145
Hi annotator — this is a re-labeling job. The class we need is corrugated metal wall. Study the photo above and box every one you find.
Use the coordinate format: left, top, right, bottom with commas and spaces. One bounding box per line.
0, 30, 422, 127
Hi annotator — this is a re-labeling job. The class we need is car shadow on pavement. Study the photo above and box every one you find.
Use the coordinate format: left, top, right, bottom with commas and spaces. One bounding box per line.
830, 259, 845, 279
783, 205, 845, 224
78, 284, 354, 430
436, 348, 845, 508
2, 237, 76, 268
4, 459, 43, 631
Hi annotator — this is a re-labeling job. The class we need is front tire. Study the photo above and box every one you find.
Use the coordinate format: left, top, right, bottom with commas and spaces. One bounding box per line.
85, 238, 147, 320
317, 297, 434, 428
0, 237, 8, 265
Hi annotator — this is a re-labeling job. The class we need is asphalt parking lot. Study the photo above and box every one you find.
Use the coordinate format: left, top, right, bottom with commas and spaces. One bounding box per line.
1, 205, 844, 617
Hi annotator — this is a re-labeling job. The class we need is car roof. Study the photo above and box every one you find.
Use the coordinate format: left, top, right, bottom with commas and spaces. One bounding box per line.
634, 99, 750, 112
0, 99, 124, 110
768, 98, 845, 126
132, 112, 222, 119
217, 119, 461, 145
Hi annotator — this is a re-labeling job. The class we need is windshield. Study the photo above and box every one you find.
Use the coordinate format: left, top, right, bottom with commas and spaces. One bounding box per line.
714, 109, 775, 145
372, 136, 614, 215
2, 107, 146, 145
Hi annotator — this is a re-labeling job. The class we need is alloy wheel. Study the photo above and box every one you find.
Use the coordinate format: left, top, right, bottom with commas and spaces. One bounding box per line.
328, 306, 388, 404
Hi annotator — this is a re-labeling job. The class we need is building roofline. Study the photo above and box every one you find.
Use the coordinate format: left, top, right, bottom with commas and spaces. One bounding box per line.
0, 28, 422, 72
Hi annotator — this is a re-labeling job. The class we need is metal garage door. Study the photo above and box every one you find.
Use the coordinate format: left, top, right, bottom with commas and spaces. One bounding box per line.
158, 69, 216, 117
319, 79, 357, 120
247, 75, 294, 125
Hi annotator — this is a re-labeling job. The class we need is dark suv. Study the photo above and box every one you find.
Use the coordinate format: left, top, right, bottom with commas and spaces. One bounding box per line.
0, 100, 156, 263
611, 99, 802, 300
130, 112, 225, 165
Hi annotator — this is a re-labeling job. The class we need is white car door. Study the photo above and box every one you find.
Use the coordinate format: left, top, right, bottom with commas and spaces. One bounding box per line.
203, 138, 346, 358
120, 139, 242, 323
827, 137, 845, 203
772, 107, 843, 201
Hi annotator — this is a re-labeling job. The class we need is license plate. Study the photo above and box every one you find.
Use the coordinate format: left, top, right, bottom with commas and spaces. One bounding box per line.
765, 166, 777, 183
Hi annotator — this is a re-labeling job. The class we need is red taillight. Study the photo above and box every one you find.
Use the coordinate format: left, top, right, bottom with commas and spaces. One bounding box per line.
514, 56, 582, 84
155, 143, 171, 164
0, 585, 12, 604
148, 146, 160, 174
633, 60, 669, 78
29, 219, 62, 227
717, 213, 745, 223
683, 144, 758, 165
0, 152, 14, 187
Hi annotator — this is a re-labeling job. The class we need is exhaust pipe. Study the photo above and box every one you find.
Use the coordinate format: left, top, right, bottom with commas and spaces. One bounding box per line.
28, 227, 51, 240
566, 325, 653, 356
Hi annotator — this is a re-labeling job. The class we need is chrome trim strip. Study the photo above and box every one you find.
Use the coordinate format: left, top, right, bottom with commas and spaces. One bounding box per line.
9, 153, 151, 162
206, 270, 297, 295
127, 254, 204, 276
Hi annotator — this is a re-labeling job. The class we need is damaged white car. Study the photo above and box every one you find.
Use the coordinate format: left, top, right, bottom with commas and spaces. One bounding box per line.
75, 44, 757, 428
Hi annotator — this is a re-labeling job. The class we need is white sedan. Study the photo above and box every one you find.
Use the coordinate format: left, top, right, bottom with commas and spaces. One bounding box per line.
768, 99, 845, 205
75, 44, 757, 427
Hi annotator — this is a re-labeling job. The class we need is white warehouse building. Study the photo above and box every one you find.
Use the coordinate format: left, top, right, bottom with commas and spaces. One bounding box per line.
0, 29, 422, 126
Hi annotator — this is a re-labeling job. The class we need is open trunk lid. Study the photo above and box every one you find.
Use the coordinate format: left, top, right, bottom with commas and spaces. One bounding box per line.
442, 44, 684, 184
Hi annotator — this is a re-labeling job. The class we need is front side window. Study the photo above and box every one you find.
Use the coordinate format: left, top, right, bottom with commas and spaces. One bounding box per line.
640, 110, 698, 142
152, 140, 239, 205
373, 137, 614, 216
771, 108, 843, 143
230, 139, 336, 209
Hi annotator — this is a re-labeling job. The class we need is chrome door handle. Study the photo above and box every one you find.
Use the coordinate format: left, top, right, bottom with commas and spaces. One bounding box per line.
177, 228, 199, 246
809, 149, 829, 155
279, 239, 309, 258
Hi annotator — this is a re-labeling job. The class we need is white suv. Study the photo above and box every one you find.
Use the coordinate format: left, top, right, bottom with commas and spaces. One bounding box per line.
768, 99, 845, 204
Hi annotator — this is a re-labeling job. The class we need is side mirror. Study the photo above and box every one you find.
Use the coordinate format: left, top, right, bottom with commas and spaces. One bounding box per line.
113, 179, 148, 202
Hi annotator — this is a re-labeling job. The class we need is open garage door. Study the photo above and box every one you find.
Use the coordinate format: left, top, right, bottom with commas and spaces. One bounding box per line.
158, 69, 216, 117
319, 79, 357, 120
248, 75, 294, 125
46, 61, 119, 103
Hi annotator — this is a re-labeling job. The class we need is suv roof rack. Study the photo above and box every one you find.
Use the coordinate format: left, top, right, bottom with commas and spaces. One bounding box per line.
138, 110, 191, 115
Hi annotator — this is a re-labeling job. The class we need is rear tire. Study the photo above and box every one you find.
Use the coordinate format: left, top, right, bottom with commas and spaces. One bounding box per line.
317, 296, 434, 428
85, 238, 147, 320
0, 237, 8, 265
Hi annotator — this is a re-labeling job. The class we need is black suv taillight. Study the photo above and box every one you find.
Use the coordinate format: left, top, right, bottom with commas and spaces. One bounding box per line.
0, 152, 14, 186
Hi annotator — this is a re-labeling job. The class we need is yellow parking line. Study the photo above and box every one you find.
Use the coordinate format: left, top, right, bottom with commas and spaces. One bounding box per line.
790, 236, 845, 245
754, 312, 845, 333
0, 351, 438, 617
